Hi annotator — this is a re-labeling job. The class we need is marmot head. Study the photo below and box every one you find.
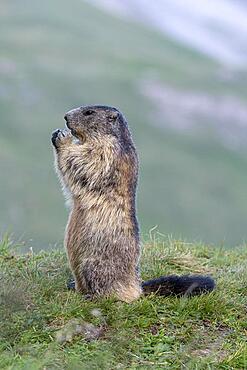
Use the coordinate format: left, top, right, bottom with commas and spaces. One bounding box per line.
64, 105, 131, 146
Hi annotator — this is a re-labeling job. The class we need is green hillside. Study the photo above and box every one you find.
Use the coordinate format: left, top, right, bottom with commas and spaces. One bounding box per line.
1, 0, 247, 249
0, 237, 246, 369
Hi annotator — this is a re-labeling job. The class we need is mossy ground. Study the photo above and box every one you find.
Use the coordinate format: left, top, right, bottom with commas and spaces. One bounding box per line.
0, 235, 246, 369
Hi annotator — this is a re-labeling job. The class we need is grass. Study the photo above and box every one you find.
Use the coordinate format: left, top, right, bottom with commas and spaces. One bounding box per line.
2, 0, 247, 248
0, 236, 246, 369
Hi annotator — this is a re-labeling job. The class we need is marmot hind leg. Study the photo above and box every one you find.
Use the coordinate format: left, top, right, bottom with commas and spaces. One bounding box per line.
67, 276, 142, 303
69, 272, 88, 294
115, 281, 142, 303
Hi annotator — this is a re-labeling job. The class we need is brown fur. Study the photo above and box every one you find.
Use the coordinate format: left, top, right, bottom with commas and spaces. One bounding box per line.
51, 105, 215, 302
52, 105, 142, 302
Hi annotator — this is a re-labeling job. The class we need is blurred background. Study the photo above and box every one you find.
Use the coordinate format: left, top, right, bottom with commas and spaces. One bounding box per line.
1, 0, 247, 250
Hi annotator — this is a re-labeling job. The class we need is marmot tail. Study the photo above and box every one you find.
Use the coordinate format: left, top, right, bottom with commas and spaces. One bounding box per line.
142, 274, 215, 297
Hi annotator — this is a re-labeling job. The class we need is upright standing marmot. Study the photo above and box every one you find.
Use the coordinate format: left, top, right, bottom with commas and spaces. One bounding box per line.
51, 105, 214, 302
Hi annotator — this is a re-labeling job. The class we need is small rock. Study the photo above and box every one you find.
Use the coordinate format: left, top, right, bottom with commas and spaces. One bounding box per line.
91, 308, 103, 318
55, 318, 103, 344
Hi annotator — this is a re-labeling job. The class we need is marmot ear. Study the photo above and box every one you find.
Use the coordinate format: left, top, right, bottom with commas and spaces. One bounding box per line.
108, 111, 119, 122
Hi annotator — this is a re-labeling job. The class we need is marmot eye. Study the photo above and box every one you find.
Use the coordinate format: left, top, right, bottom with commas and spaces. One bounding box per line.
84, 110, 94, 116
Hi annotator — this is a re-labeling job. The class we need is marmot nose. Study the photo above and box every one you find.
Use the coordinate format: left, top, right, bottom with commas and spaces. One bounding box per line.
64, 114, 68, 122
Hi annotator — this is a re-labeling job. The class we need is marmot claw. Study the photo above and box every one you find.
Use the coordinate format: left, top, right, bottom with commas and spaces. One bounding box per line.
51, 129, 71, 148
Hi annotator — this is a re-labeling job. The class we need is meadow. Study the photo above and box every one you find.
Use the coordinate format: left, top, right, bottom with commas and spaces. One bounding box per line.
0, 236, 246, 369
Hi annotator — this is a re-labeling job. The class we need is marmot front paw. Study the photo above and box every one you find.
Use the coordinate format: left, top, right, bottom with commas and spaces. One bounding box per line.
51, 129, 72, 148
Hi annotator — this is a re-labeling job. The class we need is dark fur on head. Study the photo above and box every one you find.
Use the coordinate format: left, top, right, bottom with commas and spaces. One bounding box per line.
64, 105, 132, 148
